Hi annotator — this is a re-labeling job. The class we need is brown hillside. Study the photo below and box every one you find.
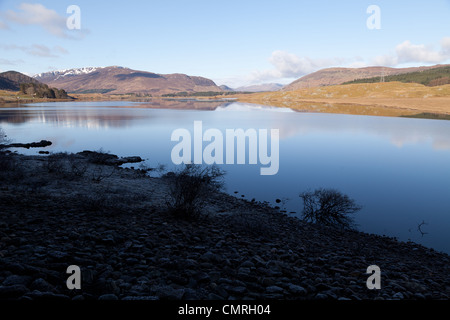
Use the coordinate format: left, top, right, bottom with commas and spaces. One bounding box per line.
283, 65, 449, 91
238, 82, 450, 116
34, 67, 223, 95
0, 71, 41, 91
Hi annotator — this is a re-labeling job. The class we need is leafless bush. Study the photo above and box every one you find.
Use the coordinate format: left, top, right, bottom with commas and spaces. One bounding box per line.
92, 166, 116, 183
300, 188, 362, 230
68, 156, 88, 178
164, 164, 225, 219
44, 153, 68, 174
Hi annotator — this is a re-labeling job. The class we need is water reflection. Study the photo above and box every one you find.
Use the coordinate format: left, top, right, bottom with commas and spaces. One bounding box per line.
0, 99, 227, 127
0, 109, 144, 128
216, 103, 294, 112
1, 102, 450, 152
241, 100, 421, 118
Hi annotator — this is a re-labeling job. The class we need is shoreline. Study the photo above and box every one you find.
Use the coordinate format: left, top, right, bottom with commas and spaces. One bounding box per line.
2, 87, 450, 121
0, 151, 449, 300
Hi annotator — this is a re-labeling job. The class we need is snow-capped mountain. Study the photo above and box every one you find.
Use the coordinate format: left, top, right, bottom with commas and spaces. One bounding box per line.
32, 66, 222, 95
34, 67, 125, 82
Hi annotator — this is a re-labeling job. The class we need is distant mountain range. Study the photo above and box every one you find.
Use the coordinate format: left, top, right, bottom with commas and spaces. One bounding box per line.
235, 83, 284, 92
34, 66, 223, 95
219, 85, 234, 92
4, 64, 449, 98
219, 83, 284, 92
282, 65, 450, 91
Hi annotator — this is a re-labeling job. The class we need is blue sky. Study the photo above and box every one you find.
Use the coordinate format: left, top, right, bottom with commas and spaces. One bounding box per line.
1, 0, 450, 87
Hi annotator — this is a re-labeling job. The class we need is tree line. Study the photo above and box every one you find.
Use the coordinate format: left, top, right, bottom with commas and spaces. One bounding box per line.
19, 83, 69, 99
344, 66, 450, 87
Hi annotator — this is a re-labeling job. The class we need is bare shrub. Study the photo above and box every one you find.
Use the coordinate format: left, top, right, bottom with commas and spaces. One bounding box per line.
299, 188, 362, 230
68, 156, 88, 178
92, 166, 116, 183
164, 164, 225, 219
44, 153, 68, 174
42, 152, 89, 180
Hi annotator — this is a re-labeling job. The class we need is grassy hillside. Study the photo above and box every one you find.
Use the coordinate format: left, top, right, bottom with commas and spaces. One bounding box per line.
344, 66, 450, 86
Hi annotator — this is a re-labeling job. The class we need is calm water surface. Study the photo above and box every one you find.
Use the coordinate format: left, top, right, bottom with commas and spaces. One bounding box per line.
1, 101, 450, 254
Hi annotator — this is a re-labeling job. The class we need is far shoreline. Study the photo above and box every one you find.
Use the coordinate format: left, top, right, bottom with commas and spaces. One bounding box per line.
3, 81, 450, 120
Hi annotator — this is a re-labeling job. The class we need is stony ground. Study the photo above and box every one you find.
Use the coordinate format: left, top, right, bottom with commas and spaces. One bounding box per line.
0, 152, 449, 301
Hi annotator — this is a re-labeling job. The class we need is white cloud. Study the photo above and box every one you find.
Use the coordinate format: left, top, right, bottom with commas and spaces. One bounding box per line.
396, 41, 445, 63
226, 38, 450, 87
4, 3, 85, 39
54, 46, 69, 55
374, 37, 450, 66
372, 54, 399, 67
0, 20, 9, 29
29, 44, 58, 57
247, 51, 351, 84
269, 51, 318, 78
441, 37, 450, 55
0, 58, 24, 65
0, 44, 68, 58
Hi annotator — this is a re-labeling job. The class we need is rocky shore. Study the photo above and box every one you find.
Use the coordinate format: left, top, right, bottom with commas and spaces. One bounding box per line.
0, 152, 449, 301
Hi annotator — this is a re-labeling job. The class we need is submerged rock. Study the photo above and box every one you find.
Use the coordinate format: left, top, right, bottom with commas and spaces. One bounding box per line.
0, 140, 52, 149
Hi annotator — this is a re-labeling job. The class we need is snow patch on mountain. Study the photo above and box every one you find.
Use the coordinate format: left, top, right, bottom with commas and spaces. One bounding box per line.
34, 66, 124, 80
